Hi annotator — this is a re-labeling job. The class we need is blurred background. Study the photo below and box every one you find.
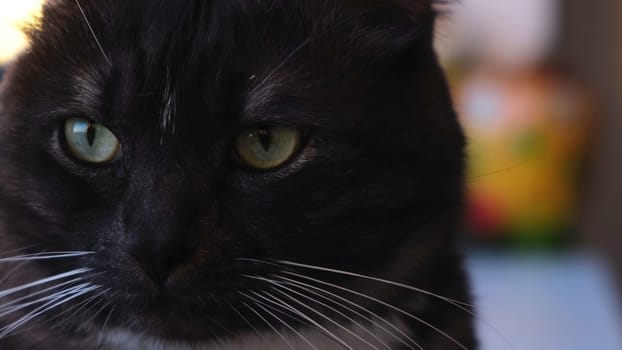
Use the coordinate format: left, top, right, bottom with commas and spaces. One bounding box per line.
434, 0, 622, 348
1, 0, 621, 349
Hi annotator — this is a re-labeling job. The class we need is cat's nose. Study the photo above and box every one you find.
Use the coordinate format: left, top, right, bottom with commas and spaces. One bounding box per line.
122, 168, 202, 285
127, 231, 198, 285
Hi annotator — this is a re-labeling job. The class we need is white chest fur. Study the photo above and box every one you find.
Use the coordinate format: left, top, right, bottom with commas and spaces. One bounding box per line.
102, 318, 411, 350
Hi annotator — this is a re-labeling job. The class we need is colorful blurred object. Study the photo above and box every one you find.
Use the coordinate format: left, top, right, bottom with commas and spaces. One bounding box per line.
436, 0, 598, 246
455, 67, 595, 245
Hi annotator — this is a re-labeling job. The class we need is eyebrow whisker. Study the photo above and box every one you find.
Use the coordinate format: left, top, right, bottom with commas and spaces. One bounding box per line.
74, 0, 112, 68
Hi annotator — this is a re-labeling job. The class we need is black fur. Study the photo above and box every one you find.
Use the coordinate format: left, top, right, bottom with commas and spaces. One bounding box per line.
0, 0, 476, 348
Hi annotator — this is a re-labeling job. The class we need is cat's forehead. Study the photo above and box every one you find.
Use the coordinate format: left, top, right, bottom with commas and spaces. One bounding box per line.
15, 0, 437, 141
37, 0, 434, 65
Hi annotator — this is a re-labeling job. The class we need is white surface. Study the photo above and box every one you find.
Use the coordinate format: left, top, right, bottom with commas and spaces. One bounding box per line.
467, 251, 622, 350
435, 0, 559, 69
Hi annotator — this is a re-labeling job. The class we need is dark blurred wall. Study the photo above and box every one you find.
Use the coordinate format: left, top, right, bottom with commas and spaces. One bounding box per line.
559, 0, 622, 287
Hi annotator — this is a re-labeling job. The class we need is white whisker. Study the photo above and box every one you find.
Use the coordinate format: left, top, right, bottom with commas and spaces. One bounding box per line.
246, 8, 382, 99
0, 268, 91, 299
230, 303, 265, 340
248, 37, 312, 98
0, 261, 28, 286
74, 0, 111, 67
260, 258, 512, 350
274, 274, 421, 350
276, 260, 472, 307
0, 284, 99, 337
96, 303, 116, 347
244, 291, 342, 350
51, 288, 109, 331
244, 293, 314, 331
0, 283, 90, 318
245, 291, 354, 350
245, 275, 392, 350
77, 291, 112, 331
0, 278, 84, 312
0, 251, 94, 263
283, 270, 468, 350
247, 296, 319, 350
0, 245, 40, 259
276, 263, 514, 350
242, 301, 295, 350
268, 288, 382, 350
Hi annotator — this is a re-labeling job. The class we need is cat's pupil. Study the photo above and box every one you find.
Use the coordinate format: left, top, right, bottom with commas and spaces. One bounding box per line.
258, 128, 271, 152
86, 121, 96, 147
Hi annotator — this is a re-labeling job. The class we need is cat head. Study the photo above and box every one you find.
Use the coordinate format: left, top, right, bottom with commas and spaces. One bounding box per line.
0, 0, 466, 344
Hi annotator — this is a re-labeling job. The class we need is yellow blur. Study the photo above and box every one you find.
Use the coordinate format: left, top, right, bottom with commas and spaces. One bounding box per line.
0, 0, 43, 64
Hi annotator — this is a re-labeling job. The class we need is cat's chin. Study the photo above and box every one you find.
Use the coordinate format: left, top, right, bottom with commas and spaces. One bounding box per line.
100, 328, 222, 350
92, 291, 255, 344
99, 328, 298, 350
100, 315, 411, 350
105, 303, 239, 342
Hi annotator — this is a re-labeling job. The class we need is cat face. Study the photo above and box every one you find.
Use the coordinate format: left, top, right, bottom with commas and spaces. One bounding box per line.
0, 0, 471, 347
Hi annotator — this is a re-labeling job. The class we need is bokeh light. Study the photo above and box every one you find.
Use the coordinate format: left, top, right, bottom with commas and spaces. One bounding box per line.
0, 0, 43, 65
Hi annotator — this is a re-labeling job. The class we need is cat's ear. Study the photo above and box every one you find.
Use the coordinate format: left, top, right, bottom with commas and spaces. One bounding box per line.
389, 0, 435, 18
391, 0, 455, 15
350, 0, 439, 58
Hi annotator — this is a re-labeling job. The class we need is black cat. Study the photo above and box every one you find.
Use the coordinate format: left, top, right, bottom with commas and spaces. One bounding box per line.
0, 0, 476, 348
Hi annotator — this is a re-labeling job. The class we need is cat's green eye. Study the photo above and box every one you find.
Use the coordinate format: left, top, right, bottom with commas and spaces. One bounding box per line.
235, 125, 302, 170
64, 118, 121, 164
